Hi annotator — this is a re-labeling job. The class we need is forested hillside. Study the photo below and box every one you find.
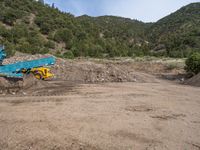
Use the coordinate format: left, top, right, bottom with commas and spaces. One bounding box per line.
0, 0, 199, 58
148, 3, 200, 57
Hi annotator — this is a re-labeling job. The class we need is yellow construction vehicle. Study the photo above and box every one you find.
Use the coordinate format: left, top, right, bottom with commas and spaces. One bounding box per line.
31, 67, 54, 80
21, 67, 54, 80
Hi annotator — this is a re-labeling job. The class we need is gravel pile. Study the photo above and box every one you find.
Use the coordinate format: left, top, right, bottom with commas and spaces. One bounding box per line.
3, 54, 52, 65
52, 58, 157, 83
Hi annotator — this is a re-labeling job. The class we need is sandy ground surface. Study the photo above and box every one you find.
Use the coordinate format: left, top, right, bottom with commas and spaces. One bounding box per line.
0, 79, 200, 150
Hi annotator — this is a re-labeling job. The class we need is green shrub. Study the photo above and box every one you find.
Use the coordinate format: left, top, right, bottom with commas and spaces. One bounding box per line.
45, 40, 55, 49
4, 42, 16, 56
63, 51, 74, 59
40, 47, 49, 54
54, 28, 73, 49
88, 45, 103, 58
185, 52, 200, 74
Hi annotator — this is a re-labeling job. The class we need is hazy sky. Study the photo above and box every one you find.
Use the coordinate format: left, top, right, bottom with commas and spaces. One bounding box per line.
45, 0, 199, 22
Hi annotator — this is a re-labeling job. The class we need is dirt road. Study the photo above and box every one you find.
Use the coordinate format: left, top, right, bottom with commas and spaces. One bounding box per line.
0, 80, 200, 150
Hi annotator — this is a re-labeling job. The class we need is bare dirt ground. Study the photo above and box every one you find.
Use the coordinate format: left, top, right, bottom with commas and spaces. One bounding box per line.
0, 57, 200, 150
0, 79, 200, 150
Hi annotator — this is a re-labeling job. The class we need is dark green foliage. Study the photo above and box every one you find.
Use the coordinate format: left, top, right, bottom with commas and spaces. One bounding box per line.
38, 0, 44, 4
185, 52, 200, 74
4, 42, 16, 56
88, 45, 103, 58
52, 3, 55, 9
45, 41, 55, 49
54, 28, 73, 49
63, 51, 74, 59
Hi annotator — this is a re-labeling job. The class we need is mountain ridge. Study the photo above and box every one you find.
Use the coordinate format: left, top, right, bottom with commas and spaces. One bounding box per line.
0, 0, 199, 58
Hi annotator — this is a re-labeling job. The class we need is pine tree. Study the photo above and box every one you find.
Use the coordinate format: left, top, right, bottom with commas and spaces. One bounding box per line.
38, 0, 44, 4
52, 3, 55, 9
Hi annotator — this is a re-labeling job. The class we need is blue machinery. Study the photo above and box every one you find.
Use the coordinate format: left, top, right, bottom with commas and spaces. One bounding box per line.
0, 46, 56, 78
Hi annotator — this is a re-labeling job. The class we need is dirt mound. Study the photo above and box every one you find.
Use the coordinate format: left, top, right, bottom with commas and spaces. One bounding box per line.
0, 77, 11, 88
3, 54, 177, 84
0, 75, 51, 95
184, 73, 200, 87
52, 58, 158, 83
1, 55, 163, 95
22, 74, 50, 89
0, 77, 21, 95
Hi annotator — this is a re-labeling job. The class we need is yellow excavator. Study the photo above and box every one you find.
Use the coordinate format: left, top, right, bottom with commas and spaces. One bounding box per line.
31, 67, 53, 80
22, 67, 54, 80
